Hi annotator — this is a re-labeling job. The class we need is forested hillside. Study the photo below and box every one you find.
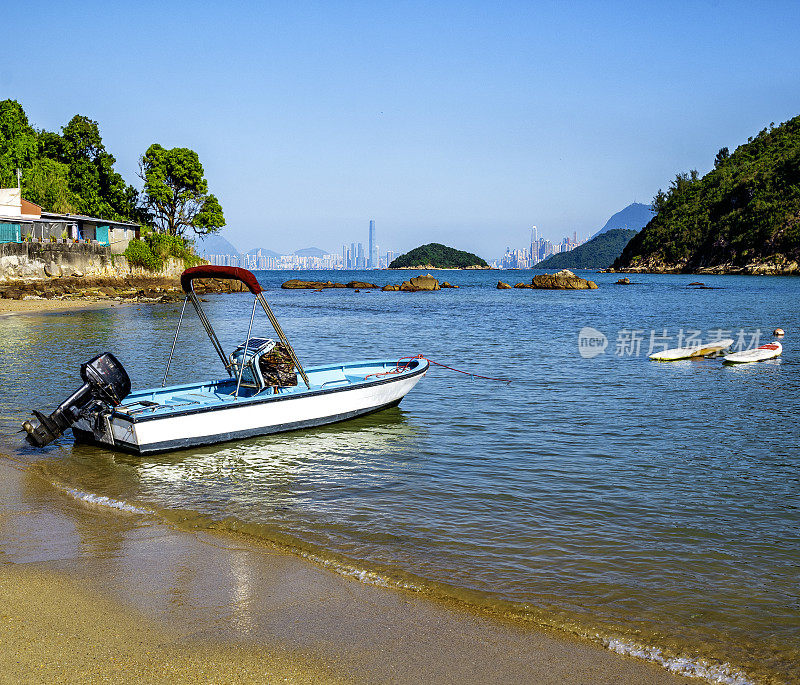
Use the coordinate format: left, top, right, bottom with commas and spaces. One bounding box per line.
538, 229, 637, 270
614, 115, 800, 273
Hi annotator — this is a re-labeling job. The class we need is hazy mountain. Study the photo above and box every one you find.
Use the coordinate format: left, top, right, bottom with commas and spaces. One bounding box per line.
591, 202, 655, 239
294, 247, 327, 257
194, 234, 241, 256
245, 247, 280, 258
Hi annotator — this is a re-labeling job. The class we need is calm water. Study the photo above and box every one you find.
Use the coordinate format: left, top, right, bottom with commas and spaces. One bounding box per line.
1, 270, 798, 684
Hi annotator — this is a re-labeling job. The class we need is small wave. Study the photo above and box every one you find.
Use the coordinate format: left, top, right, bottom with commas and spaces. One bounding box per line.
603, 637, 754, 685
55, 484, 149, 515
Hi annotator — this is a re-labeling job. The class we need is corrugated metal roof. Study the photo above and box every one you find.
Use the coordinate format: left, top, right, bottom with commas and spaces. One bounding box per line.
0, 214, 35, 224
39, 211, 139, 228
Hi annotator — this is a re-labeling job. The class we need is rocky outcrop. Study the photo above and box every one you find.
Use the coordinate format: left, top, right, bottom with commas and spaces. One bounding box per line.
608, 254, 800, 275
382, 284, 400, 291
514, 282, 534, 289
497, 281, 511, 289
345, 281, 378, 289
615, 277, 631, 285
531, 269, 598, 290
440, 281, 458, 288
281, 280, 346, 289
0, 274, 241, 304
400, 274, 440, 292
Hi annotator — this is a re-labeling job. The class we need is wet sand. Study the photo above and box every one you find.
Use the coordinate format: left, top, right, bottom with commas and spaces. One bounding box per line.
0, 458, 689, 685
0, 298, 118, 317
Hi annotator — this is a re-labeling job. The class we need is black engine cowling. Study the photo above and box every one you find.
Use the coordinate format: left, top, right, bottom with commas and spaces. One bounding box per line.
22, 352, 131, 448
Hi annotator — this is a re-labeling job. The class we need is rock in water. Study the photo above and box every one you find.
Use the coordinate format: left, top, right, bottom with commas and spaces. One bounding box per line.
615, 277, 631, 285
497, 281, 511, 289
531, 269, 598, 290
409, 274, 440, 290
282, 279, 329, 289
382, 284, 400, 291
346, 281, 379, 289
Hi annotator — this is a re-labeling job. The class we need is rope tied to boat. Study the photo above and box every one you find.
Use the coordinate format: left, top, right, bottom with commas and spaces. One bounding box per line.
365, 355, 511, 383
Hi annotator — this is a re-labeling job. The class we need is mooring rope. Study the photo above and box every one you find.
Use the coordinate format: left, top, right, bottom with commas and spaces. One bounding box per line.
365, 354, 511, 383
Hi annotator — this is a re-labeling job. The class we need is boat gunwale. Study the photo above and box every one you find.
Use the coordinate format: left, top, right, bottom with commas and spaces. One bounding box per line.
111, 358, 428, 424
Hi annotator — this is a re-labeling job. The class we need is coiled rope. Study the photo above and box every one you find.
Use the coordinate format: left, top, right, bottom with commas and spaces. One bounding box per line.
365, 354, 511, 383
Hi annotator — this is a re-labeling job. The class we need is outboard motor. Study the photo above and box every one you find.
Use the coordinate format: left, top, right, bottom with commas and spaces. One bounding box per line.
22, 352, 131, 448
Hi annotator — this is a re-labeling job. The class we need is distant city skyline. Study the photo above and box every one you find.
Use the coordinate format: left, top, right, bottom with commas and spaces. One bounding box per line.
8, 2, 797, 258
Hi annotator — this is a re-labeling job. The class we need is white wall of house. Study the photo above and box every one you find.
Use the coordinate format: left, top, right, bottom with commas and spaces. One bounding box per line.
0, 188, 21, 216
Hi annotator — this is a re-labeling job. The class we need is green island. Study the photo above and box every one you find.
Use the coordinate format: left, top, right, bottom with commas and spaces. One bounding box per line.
537, 229, 638, 270
389, 242, 488, 269
614, 114, 800, 274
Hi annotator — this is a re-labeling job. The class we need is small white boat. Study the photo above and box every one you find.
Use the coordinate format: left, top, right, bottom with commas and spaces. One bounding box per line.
723, 341, 782, 364
649, 338, 735, 361
23, 266, 428, 454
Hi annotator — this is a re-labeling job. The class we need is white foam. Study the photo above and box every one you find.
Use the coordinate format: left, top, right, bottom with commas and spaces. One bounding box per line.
603, 637, 754, 685
57, 484, 149, 515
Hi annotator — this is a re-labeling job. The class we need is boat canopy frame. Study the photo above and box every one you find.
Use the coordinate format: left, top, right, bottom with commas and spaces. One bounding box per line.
163, 266, 311, 394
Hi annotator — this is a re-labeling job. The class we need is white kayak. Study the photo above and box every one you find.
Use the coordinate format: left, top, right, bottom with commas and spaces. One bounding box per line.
649, 338, 735, 361
723, 341, 782, 364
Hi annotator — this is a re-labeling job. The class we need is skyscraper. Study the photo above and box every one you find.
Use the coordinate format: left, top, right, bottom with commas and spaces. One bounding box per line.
357, 242, 365, 269
368, 219, 376, 269
350, 242, 356, 269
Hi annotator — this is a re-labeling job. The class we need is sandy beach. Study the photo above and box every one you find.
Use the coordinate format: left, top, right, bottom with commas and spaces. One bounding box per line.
0, 457, 689, 685
0, 298, 118, 317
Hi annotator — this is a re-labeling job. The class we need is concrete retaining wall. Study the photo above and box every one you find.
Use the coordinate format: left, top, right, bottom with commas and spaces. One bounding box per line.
0, 242, 192, 282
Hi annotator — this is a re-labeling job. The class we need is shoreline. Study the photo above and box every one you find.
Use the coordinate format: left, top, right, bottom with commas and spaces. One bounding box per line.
0, 456, 687, 685
0, 297, 121, 317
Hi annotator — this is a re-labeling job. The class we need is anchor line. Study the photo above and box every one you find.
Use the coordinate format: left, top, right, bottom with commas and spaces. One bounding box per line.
364, 355, 511, 383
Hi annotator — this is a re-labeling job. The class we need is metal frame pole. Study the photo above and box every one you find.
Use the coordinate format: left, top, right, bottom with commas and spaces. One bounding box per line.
162, 296, 188, 387
188, 292, 233, 376
234, 297, 258, 398
256, 293, 310, 388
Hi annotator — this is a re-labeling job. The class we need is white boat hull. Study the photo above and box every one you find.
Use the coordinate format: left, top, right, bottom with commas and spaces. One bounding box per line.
73, 360, 427, 454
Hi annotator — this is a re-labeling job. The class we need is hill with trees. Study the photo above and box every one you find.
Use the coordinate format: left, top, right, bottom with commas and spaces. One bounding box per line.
537, 229, 638, 270
389, 243, 488, 269
614, 115, 800, 274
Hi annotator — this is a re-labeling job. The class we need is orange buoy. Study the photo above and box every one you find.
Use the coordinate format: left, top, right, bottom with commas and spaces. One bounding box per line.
773, 328, 785, 336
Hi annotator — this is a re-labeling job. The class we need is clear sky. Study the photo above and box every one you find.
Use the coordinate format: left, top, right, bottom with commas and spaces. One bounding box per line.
3, 1, 799, 258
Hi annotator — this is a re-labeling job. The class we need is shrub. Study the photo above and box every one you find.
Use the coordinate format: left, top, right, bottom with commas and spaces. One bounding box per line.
123, 239, 162, 270
123, 232, 204, 271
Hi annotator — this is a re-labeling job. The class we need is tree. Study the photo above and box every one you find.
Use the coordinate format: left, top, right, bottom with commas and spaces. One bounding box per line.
57, 115, 134, 220
714, 147, 730, 168
22, 158, 75, 213
139, 144, 225, 237
0, 99, 38, 187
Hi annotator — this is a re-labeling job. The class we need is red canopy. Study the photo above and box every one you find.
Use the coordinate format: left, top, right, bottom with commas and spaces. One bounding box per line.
180, 265, 263, 295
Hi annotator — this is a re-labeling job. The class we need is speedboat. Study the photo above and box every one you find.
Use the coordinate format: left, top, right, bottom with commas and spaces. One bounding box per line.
23, 265, 428, 454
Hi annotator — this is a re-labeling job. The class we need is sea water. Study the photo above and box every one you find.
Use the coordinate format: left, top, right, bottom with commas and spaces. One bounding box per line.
1, 270, 798, 683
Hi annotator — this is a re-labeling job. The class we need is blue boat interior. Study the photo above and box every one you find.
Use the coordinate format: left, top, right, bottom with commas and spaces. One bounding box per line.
114, 358, 423, 418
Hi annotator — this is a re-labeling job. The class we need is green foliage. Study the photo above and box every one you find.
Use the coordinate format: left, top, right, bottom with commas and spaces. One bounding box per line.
389, 243, 488, 269
139, 144, 225, 237
537, 229, 638, 270
0, 100, 38, 187
124, 232, 204, 271
616, 114, 800, 270
22, 158, 75, 213
0, 100, 143, 222
123, 239, 162, 270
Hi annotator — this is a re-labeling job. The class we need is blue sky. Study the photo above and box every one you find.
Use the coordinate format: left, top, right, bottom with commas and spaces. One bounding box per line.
3, 1, 799, 258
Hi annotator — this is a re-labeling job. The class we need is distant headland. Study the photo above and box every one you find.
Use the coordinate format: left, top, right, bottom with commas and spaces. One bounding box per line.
389, 243, 489, 269
612, 114, 800, 275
